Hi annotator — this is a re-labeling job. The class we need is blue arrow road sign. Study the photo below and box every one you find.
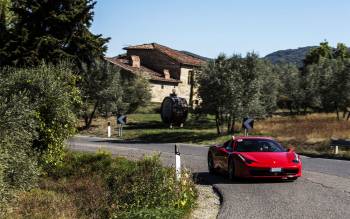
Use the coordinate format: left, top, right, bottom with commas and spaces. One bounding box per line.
117, 115, 127, 125
242, 118, 254, 130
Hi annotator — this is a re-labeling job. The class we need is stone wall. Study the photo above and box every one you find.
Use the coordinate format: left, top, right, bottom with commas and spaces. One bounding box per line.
149, 68, 197, 103
150, 82, 177, 103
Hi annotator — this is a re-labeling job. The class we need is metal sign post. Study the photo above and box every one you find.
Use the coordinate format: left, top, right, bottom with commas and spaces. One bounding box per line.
118, 124, 124, 137
242, 117, 254, 136
175, 144, 181, 181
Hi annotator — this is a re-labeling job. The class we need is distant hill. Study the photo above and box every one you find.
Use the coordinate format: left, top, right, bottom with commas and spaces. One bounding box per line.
184, 47, 318, 67
264, 46, 316, 67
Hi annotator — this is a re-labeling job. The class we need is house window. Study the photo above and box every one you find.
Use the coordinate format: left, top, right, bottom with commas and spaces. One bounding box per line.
188, 70, 194, 85
161, 84, 164, 89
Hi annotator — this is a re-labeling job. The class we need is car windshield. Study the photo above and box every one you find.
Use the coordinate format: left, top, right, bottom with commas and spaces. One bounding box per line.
236, 139, 286, 152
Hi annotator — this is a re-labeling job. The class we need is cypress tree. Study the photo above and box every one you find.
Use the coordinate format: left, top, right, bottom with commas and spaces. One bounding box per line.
2, 0, 109, 68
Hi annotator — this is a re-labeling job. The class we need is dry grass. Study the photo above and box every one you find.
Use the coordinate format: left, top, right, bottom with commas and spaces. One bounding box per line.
7, 189, 78, 219
78, 117, 117, 138
255, 113, 350, 144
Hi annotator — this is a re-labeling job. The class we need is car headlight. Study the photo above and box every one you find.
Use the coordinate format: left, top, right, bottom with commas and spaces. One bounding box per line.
292, 152, 300, 163
238, 154, 254, 164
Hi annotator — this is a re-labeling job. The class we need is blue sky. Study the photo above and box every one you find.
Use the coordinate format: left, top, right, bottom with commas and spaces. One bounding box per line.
91, 0, 350, 58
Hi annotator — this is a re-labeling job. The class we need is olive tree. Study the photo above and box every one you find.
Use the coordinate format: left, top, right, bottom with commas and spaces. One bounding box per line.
277, 63, 304, 113
0, 93, 39, 216
304, 58, 350, 119
197, 53, 278, 134
0, 63, 80, 167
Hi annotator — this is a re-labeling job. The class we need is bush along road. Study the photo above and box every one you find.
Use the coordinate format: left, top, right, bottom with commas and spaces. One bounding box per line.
6, 151, 197, 218
69, 136, 350, 219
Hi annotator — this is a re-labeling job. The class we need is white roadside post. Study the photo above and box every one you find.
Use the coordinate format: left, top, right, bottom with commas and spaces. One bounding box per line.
334, 145, 339, 155
107, 122, 111, 138
175, 144, 181, 181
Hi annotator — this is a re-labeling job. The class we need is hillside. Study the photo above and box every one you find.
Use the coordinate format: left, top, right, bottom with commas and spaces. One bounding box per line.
184, 47, 316, 67
264, 46, 316, 67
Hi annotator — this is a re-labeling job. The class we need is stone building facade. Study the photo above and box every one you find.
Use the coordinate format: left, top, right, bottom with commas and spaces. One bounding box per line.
106, 43, 206, 105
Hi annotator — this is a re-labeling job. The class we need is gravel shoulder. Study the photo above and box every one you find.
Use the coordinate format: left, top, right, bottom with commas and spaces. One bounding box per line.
190, 185, 220, 219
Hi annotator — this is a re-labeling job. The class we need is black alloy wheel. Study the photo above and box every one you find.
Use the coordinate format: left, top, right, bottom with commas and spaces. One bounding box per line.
228, 158, 235, 181
208, 153, 215, 174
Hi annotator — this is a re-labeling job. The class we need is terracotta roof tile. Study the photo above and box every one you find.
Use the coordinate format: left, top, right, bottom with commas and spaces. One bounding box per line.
124, 43, 206, 66
105, 57, 182, 83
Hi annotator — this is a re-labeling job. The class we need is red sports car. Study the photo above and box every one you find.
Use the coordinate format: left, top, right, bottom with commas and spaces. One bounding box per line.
207, 136, 302, 180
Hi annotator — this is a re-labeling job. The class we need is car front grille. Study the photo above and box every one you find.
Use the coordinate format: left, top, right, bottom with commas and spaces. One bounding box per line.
250, 168, 299, 176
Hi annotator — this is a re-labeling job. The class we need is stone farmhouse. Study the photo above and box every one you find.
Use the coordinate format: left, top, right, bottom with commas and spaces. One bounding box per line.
106, 43, 206, 105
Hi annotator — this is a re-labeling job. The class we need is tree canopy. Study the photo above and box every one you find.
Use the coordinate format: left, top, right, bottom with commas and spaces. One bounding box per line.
197, 53, 279, 134
0, 0, 109, 68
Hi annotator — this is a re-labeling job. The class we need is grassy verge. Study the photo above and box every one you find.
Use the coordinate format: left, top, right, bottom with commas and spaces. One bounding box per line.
6, 151, 197, 219
78, 113, 350, 160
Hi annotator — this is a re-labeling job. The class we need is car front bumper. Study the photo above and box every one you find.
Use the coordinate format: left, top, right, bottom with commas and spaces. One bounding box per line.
236, 163, 302, 179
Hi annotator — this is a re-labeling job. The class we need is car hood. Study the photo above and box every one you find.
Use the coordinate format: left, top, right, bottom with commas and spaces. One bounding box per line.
239, 152, 294, 165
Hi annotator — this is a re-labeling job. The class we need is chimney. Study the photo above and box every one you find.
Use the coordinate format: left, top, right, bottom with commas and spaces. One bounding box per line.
131, 55, 140, 68
163, 69, 170, 79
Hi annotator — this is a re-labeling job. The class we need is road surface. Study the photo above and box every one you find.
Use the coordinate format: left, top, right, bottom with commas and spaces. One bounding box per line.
69, 136, 350, 219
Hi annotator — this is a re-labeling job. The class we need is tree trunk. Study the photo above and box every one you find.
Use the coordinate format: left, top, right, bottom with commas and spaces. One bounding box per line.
336, 106, 340, 121
303, 106, 307, 115
220, 112, 225, 134
83, 114, 89, 127
215, 112, 221, 135
289, 106, 293, 115
227, 115, 232, 134
230, 119, 235, 134
189, 71, 195, 109
343, 110, 347, 119
84, 101, 99, 129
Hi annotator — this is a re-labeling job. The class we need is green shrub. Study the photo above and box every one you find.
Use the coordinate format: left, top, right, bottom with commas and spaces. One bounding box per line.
46, 150, 113, 179
107, 155, 197, 218
0, 162, 7, 216
42, 152, 196, 218
0, 63, 80, 215
0, 63, 81, 168
0, 139, 40, 217
0, 90, 40, 216
115, 207, 184, 219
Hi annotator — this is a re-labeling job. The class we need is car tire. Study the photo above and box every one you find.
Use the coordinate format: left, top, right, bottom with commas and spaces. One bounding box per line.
208, 153, 215, 174
228, 158, 236, 181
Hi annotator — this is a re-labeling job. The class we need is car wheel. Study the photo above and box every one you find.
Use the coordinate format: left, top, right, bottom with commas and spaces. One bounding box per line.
228, 159, 235, 181
208, 153, 215, 174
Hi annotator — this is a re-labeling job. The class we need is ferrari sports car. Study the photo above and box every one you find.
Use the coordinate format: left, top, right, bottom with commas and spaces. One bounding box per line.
207, 136, 302, 180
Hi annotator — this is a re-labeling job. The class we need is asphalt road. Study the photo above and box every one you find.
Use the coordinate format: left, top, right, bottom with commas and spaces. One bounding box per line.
69, 136, 350, 219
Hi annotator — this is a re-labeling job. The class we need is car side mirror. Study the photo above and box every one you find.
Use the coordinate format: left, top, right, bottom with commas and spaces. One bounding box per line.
226, 147, 233, 152
219, 147, 227, 152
